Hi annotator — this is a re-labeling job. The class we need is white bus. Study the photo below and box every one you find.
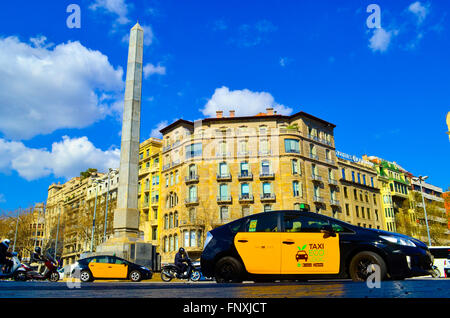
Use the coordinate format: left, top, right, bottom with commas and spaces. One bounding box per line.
428, 246, 450, 278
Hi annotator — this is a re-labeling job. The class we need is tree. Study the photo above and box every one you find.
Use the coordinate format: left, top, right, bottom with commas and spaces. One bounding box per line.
80, 168, 98, 180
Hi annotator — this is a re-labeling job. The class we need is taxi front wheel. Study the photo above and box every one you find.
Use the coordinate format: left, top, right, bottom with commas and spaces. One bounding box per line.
349, 251, 387, 282
214, 257, 244, 283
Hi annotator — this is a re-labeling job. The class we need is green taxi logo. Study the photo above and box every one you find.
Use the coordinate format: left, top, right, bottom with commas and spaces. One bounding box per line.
296, 243, 325, 267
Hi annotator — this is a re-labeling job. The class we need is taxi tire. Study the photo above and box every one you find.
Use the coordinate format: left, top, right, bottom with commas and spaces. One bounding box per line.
349, 251, 387, 282
214, 256, 244, 283
80, 270, 93, 283
129, 270, 142, 282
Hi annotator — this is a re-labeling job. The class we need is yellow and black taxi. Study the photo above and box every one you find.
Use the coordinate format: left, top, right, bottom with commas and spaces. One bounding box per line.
200, 210, 434, 283
73, 255, 152, 282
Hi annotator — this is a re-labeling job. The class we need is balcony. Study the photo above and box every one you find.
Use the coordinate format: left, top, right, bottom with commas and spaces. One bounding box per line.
330, 199, 340, 206
325, 158, 335, 165
238, 194, 254, 202
163, 145, 171, 152
328, 178, 339, 186
162, 164, 171, 171
260, 193, 276, 201
259, 172, 275, 179
185, 197, 199, 206
309, 153, 319, 161
238, 172, 253, 180
217, 173, 232, 181
258, 150, 272, 156
308, 134, 320, 142
313, 196, 324, 203
217, 196, 232, 204
311, 174, 323, 182
185, 175, 199, 184
151, 197, 159, 207
237, 151, 251, 157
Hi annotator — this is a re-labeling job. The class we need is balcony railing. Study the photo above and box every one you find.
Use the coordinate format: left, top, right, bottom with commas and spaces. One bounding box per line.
185, 197, 199, 205
185, 175, 199, 183
309, 153, 319, 160
313, 195, 324, 203
217, 196, 232, 203
308, 134, 320, 142
260, 193, 276, 201
330, 199, 340, 206
328, 178, 339, 186
217, 173, 232, 181
259, 172, 275, 179
311, 174, 323, 182
238, 194, 254, 202
238, 172, 253, 180
325, 158, 335, 165
162, 164, 171, 171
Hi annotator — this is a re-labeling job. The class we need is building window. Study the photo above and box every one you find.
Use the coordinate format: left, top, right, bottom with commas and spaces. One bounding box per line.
292, 159, 299, 175
218, 162, 229, 177
284, 139, 300, 153
189, 186, 197, 202
262, 182, 272, 197
186, 143, 202, 158
241, 183, 250, 198
240, 161, 249, 176
219, 184, 229, 200
344, 187, 348, 199
242, 206, 250, 217
352, 171, 355, 182
341, 168, 346, 180
345, 204, 350, 216
261, 160, 271, 175
220, 206, 229, 222
264, 204, 272, 212
293, 181, 300, 197
363, 175, 366, 185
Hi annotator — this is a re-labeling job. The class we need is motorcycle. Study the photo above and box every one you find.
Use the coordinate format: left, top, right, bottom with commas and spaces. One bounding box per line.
21, 254, 60, 282
161, 258, 201, 282
430, 265, 441, 278
0, 252, 28, 281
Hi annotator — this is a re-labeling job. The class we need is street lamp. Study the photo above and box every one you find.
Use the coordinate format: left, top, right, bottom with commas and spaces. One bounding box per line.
90, 178, 101, 253
412, 175, 432, 246
103, 168, 118, 243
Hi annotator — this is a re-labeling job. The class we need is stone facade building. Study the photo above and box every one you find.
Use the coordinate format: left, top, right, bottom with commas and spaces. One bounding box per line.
158, 108, 339, 262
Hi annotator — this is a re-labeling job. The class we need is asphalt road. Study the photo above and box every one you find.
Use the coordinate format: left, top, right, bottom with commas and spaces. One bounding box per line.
0, 277, 448, 298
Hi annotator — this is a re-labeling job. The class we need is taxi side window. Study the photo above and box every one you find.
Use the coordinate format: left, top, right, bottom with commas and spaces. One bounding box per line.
284, 214, 329, 233
244, 214, 278, 232
112, 258, 128, 265
90, 256, 109, 263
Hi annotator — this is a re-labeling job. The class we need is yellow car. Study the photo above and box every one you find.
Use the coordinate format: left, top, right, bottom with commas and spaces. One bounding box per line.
72, 255, 153, 282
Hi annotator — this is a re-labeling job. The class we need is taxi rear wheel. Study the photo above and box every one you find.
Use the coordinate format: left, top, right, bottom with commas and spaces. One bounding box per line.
129, 270, 142, 282
214, 256, 244, 283
349, 251, 387, 282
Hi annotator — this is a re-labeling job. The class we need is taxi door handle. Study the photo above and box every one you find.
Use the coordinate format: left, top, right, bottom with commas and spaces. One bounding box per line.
282, 240, 295, 245
237, 239, 248, 243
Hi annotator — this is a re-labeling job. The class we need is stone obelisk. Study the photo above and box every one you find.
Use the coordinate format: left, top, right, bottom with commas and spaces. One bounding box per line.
96, 23, 153, 266
113, 22, 144, 239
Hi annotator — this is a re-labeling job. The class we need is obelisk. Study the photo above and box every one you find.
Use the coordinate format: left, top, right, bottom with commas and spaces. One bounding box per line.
113, 22, 144, 239
96, 23, 152, 266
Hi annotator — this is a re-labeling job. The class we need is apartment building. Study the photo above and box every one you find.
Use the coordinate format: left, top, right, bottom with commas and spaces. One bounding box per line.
158, 108, 339, 262
336, 152, 384, 230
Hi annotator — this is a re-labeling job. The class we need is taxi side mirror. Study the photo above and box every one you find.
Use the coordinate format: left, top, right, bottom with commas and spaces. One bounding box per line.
320, 225, 336, 238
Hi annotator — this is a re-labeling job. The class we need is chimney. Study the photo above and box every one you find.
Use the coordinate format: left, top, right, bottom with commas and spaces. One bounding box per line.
229, 110, 235, 118
216, 111, 223, 118
266, 107, 274, 115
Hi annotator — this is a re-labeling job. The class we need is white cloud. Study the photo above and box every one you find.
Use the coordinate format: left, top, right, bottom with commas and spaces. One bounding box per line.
368, 28, 397, 53
150, 121, 169, 139
90, 0, 130, 25
201, 86, 293, 118
143, 63, 166, 78
408, 1, 430, 24
0, 136, 120, 181
0, 36, 124, 140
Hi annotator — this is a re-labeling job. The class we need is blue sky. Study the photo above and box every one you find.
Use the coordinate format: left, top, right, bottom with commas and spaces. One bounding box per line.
0, 0, 449, 212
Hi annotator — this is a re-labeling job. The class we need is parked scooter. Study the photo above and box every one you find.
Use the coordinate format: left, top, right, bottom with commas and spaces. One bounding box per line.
431, 265, 441, 278
21, 253, 60, 282
0, 252, 28, 281
161, 257, 201, 282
